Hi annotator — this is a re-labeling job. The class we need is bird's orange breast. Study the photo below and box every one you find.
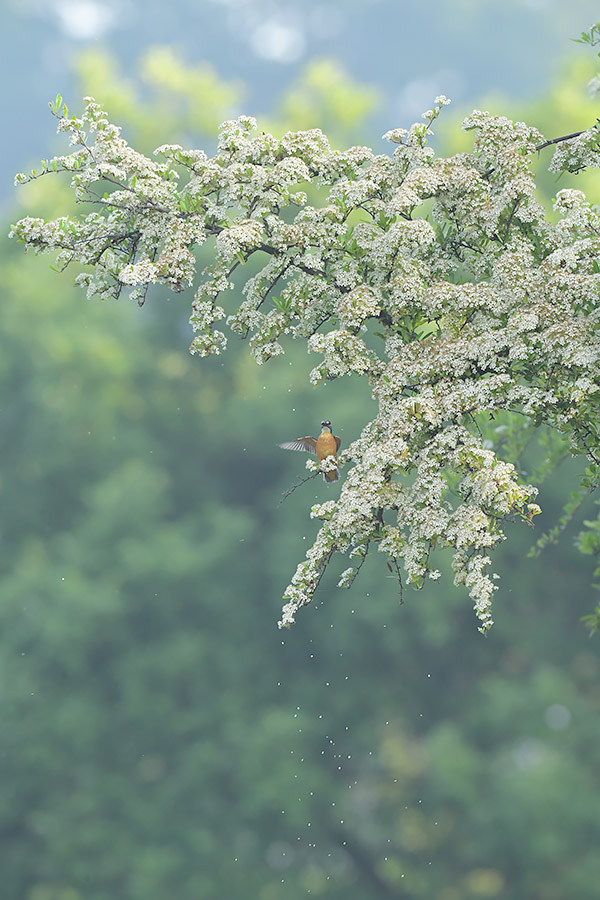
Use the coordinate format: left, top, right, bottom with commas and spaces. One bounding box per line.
316, 431, 337, 462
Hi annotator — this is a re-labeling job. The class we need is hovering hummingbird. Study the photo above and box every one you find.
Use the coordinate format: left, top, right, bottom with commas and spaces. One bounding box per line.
278, 420, 341, 482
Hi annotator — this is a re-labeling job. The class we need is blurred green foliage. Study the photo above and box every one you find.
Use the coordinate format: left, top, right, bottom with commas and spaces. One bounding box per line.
73, 47, 380, 151
3, 46, 600, 900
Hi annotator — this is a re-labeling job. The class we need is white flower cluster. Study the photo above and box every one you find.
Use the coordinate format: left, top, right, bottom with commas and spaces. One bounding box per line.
215, 219, 263, 264
11, 99, 600, 633
548, 128, 600, 175
335, 284, 381, 329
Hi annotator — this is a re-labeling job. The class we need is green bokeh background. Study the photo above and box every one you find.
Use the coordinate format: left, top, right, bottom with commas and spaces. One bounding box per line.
3, 9, 600, 899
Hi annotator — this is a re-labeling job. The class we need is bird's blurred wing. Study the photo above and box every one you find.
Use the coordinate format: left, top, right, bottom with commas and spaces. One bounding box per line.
278, 437, 318, 456
334, 436, 341, 451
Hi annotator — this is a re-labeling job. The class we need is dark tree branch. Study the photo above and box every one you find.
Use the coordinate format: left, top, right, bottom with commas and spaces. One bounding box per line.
536, 121, 599, 152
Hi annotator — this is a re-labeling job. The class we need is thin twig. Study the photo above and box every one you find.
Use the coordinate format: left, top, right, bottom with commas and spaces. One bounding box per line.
387, 557, 404, 604
278, 470, 319, 505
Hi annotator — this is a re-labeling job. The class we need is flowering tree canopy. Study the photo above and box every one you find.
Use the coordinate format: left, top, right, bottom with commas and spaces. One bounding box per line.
10, 94, 600, 633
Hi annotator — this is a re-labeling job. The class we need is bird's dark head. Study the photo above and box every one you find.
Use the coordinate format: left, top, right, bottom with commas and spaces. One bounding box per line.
321, 420, 332, 429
